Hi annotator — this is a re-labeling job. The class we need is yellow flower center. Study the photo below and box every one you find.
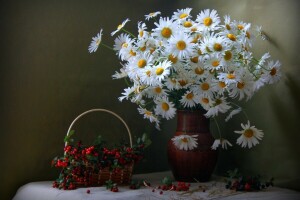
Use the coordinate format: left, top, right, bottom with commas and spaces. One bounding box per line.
183, 21, 193, 27
140, 46, 146, 51
191, 27, 198, 32
246, 31, 251, 39
270, 68, 277, 76
181, 138, 188, 143
145, 111, 152, 116
212, 60, 220, 67
215, 99, 222, 105
191, 34, 201, 43
137, 59, 147, 68
237, 24, 244, 30
218, 81, 226, 88
170, 78, 177, 84
96, 39, 101, 46
244, 129, 254, 138
161, 27, 172, 38
146, 70, 151, 77
156, 67, 164, 75
190, 56, 198, 63
168, 54, 178, 64
213, 43, 222, 51
227, 33, 236, 41
186, 92, 194, 99
161, 102, 169, 111
226, 24, 231, 30
227, 73, 235, 79
179, 13, 188, 19
122, 42, 128, 48
202, 98, 209, 104
201, 82, 210, 91
195, 67, 204, 75
155, 87, 162, 93
178, 80, 187, 86
176, 40, 186, 50
198, 49, 202, 55
237, 81, 245, 89
117, 24, 123, 30
139, 31, 144, 37
203, 17, 213, 26
224, 51, 232, 61
129, 49, 136, 56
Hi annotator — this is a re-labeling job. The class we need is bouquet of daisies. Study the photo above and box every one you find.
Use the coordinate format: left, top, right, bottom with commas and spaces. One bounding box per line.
88, 8, 281, 150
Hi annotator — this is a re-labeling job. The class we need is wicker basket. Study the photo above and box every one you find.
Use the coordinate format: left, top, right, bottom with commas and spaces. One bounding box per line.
64, 108, 134, 186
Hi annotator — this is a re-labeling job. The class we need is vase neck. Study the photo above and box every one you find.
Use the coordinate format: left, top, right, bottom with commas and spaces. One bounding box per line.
176, 110, 210, 133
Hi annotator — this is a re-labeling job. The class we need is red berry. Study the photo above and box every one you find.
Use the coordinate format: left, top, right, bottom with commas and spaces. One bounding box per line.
152, 189, 155, 192
159, 191, 163, 195
86, 189, 90, 194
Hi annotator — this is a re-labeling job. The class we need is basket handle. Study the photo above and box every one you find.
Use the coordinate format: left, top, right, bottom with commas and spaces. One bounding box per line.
64, 108, 133, 148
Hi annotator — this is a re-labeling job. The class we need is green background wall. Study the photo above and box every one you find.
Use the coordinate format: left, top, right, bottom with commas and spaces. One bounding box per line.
1, 0, 299, 199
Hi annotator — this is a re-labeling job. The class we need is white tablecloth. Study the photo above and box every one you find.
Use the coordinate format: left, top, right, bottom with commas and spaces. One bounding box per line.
13, 171, 300, 200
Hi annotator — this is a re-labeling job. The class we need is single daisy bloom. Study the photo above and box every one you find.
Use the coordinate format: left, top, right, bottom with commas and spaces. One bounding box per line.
180, 91, 198, 108
137, 21, 148, 39
211, 138, 232, 150
112, 67, 127, 79
88, 29, 103, 53
205, 96, 231, 118
167, 32, 196, 60
196, 9, 221, 31
228, 71, 254, 101
152, 17, 176, 40
172, 134, 198, 151
191, 78, 215, 98
137, 106, 159, 124
111, 18, 130, 36
235, 121, 264, 148
145, 11, 161, 21
151, 60, 172, 83
261, 60, 281, 84
172, 8, 193, 21
199, 95, 213, 111
154, 96, 176, 120
146, 86, 168, 98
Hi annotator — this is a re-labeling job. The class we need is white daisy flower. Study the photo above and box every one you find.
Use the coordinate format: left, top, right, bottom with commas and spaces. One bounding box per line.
146, 86, 168, 98
205, 96, 231, 118
199, 95, 213, 111
145, 11, 161, 21
151, 60, 172, 83
191, 78, 215, 98
225, 107, 242, 122
172, 8, 193, 21
211, 138, 232, 150
167, 32, 196, 60
235, 121, 264, 148
111, 18, 130, 36
211, 79, 228, 95
154, 96, 176, 120
228, 71, 254, 101
165, 77, 179, 90
137, 21, 148, 39
261, 60, 281, 84
203, 54, 225, 71
152, 17, 176, 40
196, 9, 221, 32
88, 29, 103, 53
112, 67, 127, 79
172, 134, 198, 151
137, 106, 159, 124
180, 91, 198, 108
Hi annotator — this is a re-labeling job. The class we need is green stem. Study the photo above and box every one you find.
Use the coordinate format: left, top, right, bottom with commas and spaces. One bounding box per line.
229, 102, 249, 121
213, 117, 222, 139
101, 43, 114, 51
122, 29, 137, 38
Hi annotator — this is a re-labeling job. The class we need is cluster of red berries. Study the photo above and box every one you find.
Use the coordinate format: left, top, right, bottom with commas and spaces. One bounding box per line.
150, 181, 190, 195
52, 137, 146, 190
225, 176, 274, 191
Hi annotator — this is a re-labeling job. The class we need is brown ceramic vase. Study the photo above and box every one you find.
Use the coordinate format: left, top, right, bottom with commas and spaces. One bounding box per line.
167, 109, 218, 182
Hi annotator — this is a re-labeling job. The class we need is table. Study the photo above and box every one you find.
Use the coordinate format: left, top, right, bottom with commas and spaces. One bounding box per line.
13, 171, 300, 200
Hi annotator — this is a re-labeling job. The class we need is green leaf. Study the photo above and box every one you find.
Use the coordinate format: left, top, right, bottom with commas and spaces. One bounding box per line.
64, 130, 75, 143
93, 135, 104, 146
